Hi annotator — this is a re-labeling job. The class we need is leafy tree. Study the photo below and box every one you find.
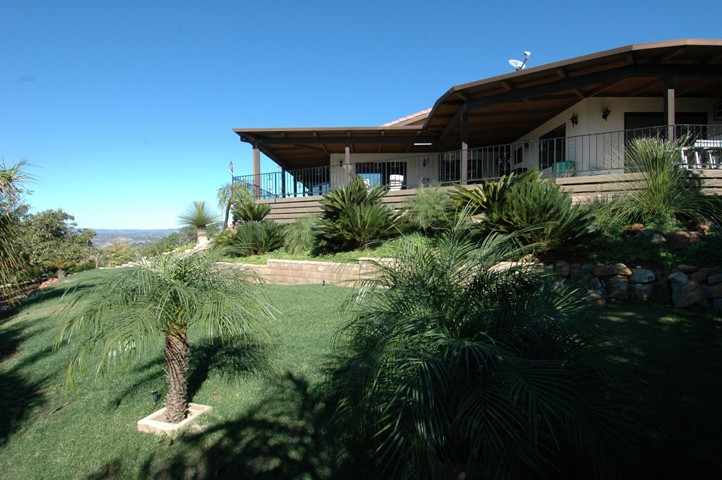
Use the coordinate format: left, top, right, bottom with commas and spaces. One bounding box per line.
179, 201, 217, 246
19, 209, 96, 277
326, 226, 635, 479
217, 181, 253, 228
100, 241, 139, 267
58, 252, 273, 423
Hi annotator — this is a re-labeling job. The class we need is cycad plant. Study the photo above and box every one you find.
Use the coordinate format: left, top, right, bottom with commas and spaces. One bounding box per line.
327, 225, 635, 479
317, 177, 403, 252
179, 201, 217, 246
232, 201, 272, 223
57, 252, 272, 423
215, 220, 286, 257
453, 170, 596, 254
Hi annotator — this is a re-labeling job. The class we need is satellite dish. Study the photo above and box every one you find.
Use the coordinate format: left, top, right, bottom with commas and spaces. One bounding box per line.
508, 51, 531, 71
508, 59, 525, 70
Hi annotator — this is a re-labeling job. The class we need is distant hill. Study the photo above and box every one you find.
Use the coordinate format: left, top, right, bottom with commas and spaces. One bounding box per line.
92, 229, 180, 248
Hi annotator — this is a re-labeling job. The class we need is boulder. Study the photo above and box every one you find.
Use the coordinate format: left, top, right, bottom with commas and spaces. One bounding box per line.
631, 284, 654, 302
651, 233, 667, 243
704, 283, 722, 299
689, 268, 717, 283
584, 289, 606, 306
593, 265, 614, 277
707, 273, 722, 286
677, 264, 700, 274
603, 275, 629, 300
667, 271, 689, 284
714, 299, 722, 311
612, 263, 633, 276
652, 277, 673, 305
630, 268, 656, 284
670, 231, 700, 248
674, 281, 707, 308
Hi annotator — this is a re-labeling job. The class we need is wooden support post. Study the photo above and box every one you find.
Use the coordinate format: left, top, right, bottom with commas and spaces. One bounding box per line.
460, 110, 469, 185
253, 144, 261, 199
281, 168, 286, 198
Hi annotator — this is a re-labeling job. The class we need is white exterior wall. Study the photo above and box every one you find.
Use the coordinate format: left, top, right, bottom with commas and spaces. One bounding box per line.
327, 152, 440, 189
510, 97, 722, 175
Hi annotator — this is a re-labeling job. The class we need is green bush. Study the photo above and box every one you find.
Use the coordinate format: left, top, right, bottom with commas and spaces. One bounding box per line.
608, 137, 722, 229
233, 201, 272, 223
216, 221, 286, 257
453, 170, 596, 254
326, 227, 636, 479
317, 177, 404, 252
404, 184, 456, 235
283, 214, 319, 254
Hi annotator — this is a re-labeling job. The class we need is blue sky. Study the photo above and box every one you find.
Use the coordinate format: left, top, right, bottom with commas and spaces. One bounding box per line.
2, 0, 720, 229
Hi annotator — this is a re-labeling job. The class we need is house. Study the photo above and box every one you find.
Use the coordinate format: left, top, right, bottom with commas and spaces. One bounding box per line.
233, 39, 722, 217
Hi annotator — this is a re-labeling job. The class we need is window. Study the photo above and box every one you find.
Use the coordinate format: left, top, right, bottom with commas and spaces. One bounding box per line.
356, 161, 408, 188
539, 124, 566, 170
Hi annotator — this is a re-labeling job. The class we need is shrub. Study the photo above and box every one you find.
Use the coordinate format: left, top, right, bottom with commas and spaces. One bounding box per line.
216, 221, 286, 257
326, 228, 636, 479
317, 177, 404, 252
404, 184, 456, 235
453, 170, 596, 254
283, 214, 319, 254
232, 201, 272, 223
608, 137, 722, 229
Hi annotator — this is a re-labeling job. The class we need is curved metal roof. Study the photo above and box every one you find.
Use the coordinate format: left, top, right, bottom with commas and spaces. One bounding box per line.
234, 39, 722, 169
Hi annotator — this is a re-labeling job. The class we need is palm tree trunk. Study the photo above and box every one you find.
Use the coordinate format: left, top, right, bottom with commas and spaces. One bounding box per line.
164, 328, 190, 423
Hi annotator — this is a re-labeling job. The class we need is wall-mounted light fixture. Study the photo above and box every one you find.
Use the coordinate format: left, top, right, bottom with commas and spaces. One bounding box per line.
602, 107, 611, 121
570, 113, 579, 126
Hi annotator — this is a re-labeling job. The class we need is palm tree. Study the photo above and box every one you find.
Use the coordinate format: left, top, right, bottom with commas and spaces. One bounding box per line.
58, 252, 273, 423
327, 224, 635, 479
1, 160, 30, 302
179, 201, 217, 246
217, 181, 252, 228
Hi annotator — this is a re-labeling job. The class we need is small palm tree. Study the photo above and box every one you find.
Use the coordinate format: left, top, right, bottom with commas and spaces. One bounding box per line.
217, 182, 252, 228
179, 201, 217, 246
58, 252, 272, 423
327, 224, 635, 479
1, 160, 30, 302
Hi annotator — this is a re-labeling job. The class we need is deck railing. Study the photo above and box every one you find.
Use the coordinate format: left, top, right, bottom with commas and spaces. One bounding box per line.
234, 124, 722, 199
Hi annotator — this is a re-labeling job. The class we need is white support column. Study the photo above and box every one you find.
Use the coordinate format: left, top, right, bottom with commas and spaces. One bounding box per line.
664, 78, 676, 141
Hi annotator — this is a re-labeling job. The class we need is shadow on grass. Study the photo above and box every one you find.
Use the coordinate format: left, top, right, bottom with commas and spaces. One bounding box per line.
186, 339, 271, 400
586, 304, 722, 480
0, 324, 46, 446
140, 373, 347, 480
107, 338, 271, 409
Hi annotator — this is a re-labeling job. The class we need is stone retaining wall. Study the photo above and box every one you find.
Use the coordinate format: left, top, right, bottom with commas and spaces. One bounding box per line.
222, 257, 722, 311
554, 260, 722, 310
220, 258, 380, 287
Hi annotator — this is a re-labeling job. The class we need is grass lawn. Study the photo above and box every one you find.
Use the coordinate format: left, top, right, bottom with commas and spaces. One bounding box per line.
1, 270, 722, 479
